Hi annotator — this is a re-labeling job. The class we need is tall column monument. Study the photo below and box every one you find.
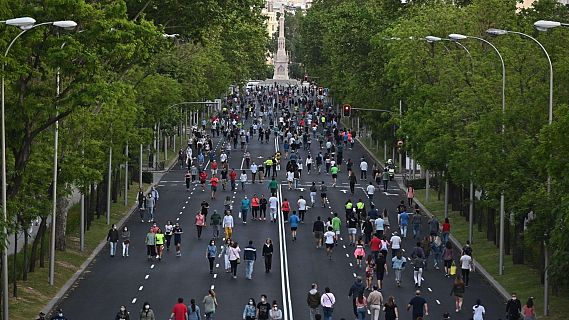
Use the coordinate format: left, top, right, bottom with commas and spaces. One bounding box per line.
273, 6, 289, 80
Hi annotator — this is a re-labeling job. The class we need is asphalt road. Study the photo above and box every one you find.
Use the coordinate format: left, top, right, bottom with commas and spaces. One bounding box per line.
57, 110, 507, 320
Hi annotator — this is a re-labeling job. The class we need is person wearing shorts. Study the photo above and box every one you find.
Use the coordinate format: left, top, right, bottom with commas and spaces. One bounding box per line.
320, 182, 328, 208
324, 227, 336, 260
313, 216, 325, 248
289, 211, 300, 241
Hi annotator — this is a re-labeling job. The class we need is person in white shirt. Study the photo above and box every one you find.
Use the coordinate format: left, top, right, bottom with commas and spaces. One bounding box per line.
366, 182, 376, 204
239, 171, 247, 190
269, 196, 279, 222
472, 299, 485, 320
374, 216, 385, 236
250, 162, 258, 183
222, 212, 234, 239
324, 227, 336, 260
360, 159, 368, 180
297, 196, 307, 222
460, 253, 473, 287
220, 152, 227, 163
320, 287, 336, 319
286, 170, 294, 190
389, 232, 402, 258
305, 156, 313, 174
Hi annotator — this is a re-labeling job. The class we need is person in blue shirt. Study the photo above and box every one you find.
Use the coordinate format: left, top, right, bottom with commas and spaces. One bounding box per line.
289, 211, 300, 241
399, 209, 410, 238
241, 196, 251, 224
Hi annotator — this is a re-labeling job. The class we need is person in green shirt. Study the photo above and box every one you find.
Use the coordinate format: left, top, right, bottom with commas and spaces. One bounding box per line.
210, 210, 222, 239
332, 213, 341, 245
330, 164, 339, 187
264, 158, 273, 178
356, 200, 366, 225
155, 229, 165, 261
345, 200, 354, 219
268, 177, 278, 196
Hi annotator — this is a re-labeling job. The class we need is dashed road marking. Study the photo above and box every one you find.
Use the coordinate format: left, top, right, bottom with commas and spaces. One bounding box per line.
342, 245, 346, 249
211, 284, 215, 290
428, 287, 432, 292
131, 298, 137, 304
150, 264, 155, 269
436, 299, 441, 305
346, 253, 350, 258
353, 273, 357, 278
138, 285, 143, 291
349, 263, 353, 267
176, 218, 180, 221
213, 274, 218, 279
182, 206, 186, 209
145, 274, 149, 280
216, 263, 219, 268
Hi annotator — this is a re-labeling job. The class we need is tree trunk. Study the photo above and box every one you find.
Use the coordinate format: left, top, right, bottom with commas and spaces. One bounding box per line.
29, 215, 47, 273
512, 217, 524, 264
55, 195, 70, 251
487, 207, 496, 245
13, 228, 18, 297
505, 215, 511, 255
22, 224, 29, 281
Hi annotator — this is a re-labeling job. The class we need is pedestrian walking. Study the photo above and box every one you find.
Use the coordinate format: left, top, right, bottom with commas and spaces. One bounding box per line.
121, 226, 130, 257
381, 169, 389, 192
411, 211, 422, 240
297, 196, 307, 222
269, 301, 283, 320
115, 305, 130, 320
349, 277, 366, 318
376, 251, 388, 289
460, 251, 473, 287
398, 209, 409, 238
324, 227, 336, 259
139, 302, 155, 320
196, 211, 206, 239
251, 162, 258, 183
202, 289, 218, 320
260, 194, 268, 221
169, 297, 188, 320
210, 210, 221, 239
164, 221, 173, 251
366, 181, 375, 204
310, 182, 317, 206
431, 236, 442, 269
187, 299, 201, 320
223, 212, 234, 239
407, 290, 429, 320
443, 241, 453, 277
355, 293, 368, 320
320, 181, 328, 207
257, 295, 271, 320
210, 174, 219, 199
145, 228, 156, 261
442, 218, 451, 244
522, 297, 535, 320
392, 250, 407, 287
269, 194, 279, 222
106, 224, 119, 257
251, 194, 260, 220
306, 283, 321, 320
230, 168, 237, 191
244, 240, 257, 280
360, 158, 368, 180
228, 241, 241, 279
348, 170, 357, 194
200, 170, 207, 192
243, 298, 257, 320
506, 293, 522, 320
313, 216, 325, 248
450, 276, 466, 312
262, 238, 273, 273
367, 286, 383, 320
173, 223, 184, 257
384, 296, 399, 320
221, 239, 232, 273
390, 232, 402, 258
155, 228, 165, 260
146, 193, 156, 222
281, 198, 291, 222
240, 171, 248, 190
241, 195, 251, 224
207, 239, 217, 274
407, 184, 415, 207
289, 211, 300, 241
472, 299, 486, 320
137, 188, 146, 222
269, 178, 278, 196
320, 287, 336, 320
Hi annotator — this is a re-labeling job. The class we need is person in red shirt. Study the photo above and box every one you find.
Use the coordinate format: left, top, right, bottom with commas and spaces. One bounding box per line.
210, 175, 219, 199
370, 233, 381, 260
251, 194, 260, 220
169, 297, 188, 320
211, 160, 218, 176
199, 171, 207, 192
281, 198, 291, 222
229, 169, 237, 191
442, 218, 451, 245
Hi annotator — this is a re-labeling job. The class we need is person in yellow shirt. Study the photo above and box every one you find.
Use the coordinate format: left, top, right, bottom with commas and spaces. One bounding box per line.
155, 229, 165, 261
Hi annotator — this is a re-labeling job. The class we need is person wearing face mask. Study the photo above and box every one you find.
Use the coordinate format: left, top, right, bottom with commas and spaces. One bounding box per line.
107, 224, 119, 257
207, 239, 217, 274
243, 298, 257, 320
121, 226, 130, 257
139, 302, 155, 320
115, 305, 130, 320
257, 295, 271, 320
50, 309, 67, 320
506, 293, 522, 320
269, 301, 283, 320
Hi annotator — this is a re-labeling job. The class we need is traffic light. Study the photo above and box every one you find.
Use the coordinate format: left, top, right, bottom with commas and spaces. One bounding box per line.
343, 104, 351, 117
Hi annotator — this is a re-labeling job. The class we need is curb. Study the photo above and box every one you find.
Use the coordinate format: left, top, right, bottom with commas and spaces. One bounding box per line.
41, 156, 179, 317
356, 137, 510, 300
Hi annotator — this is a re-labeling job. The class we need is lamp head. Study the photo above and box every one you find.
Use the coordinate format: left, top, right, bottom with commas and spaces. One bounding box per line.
534, 20, 561, 31
53, 20, 77, 30
425, 36, 442, 43
486, 28, 508, 36
448, 33, 467, 41
5, 17, 36, 28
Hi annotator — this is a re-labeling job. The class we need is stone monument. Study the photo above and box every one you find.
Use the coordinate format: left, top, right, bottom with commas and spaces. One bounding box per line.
273, 6, 289, 80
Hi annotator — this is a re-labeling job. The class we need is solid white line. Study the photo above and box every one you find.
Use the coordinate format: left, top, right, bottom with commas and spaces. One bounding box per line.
138, 285, 143, 291
131, 298, 137, 304
278, 178, 290, 320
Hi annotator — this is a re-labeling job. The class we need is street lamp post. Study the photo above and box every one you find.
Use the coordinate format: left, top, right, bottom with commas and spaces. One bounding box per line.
1, 19, 76, 318
449, 33, 506, 275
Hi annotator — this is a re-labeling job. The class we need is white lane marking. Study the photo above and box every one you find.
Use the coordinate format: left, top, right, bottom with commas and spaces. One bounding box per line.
353, 273, 357, 278
346, 253, 350, 258
342, 245, 346, 249
421, 277, 425, 281
179, 211, 183, 214
216, 263, 219, 268
428, 287, 432, 292
190, 192, 194, 195
150, 264, 155, 269
210, 285, 215, 290
349, 263, 353, 267
176, 218, 180, 221
182, 206, 186, 209
340, 237, 344, 241
278, 162, 294, 320
138, 285, 143, 291
185, 201, 189, 204
401, 248, 405, 252
145, 274, 149, 280
131, 298, 137, 304
436, 299, 441, 305
213, 273, 218, 279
